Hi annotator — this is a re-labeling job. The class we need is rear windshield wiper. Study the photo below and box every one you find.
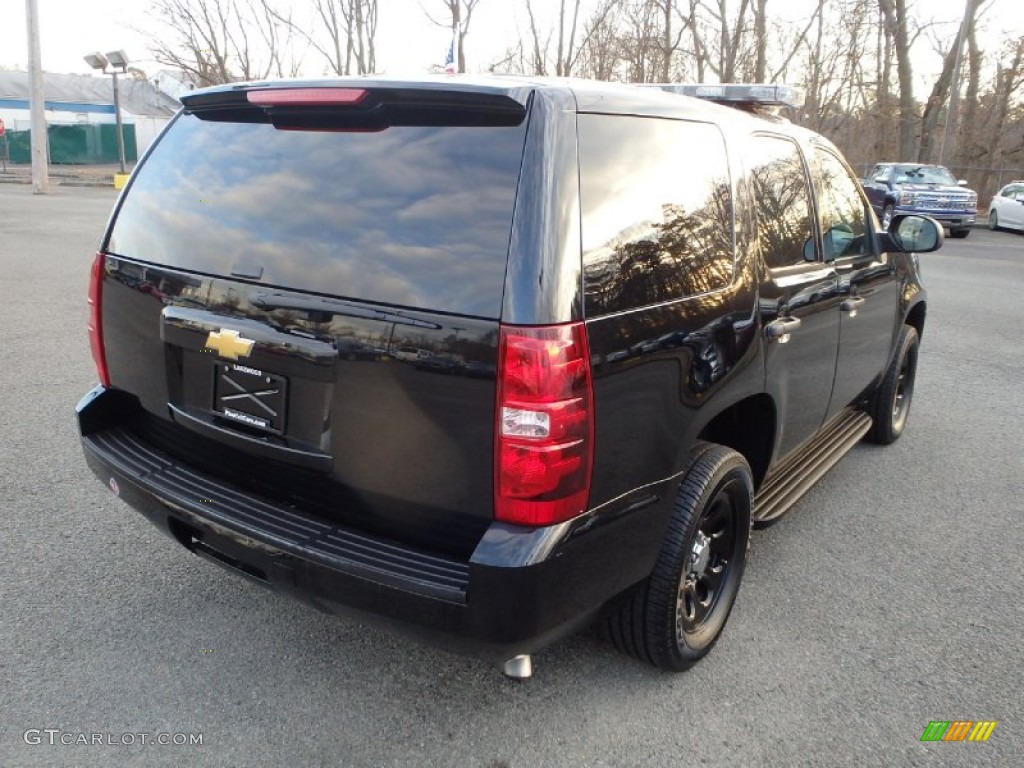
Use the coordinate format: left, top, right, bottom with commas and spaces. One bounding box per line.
250, 291, 443, 330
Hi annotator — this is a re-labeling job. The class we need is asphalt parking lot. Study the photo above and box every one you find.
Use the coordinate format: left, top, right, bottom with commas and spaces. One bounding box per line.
1, 183, 1021, 767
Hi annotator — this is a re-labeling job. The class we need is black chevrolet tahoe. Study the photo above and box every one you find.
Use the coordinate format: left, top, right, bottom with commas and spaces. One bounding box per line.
77, 77, 943, 678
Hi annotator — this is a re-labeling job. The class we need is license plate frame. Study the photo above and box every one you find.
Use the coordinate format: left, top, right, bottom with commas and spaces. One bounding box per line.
213, 362, 288, 434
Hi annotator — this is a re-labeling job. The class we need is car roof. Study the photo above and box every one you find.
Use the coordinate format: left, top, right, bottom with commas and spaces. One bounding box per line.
183, 74, 808, 136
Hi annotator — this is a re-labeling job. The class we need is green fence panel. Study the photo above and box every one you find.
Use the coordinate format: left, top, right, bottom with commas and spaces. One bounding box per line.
4, 124, 137, 165
7, 130, 31, 164
48, 124, 91, 164
97, 123, 137, 164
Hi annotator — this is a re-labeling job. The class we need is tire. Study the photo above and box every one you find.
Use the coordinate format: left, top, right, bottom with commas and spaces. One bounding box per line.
949, 228, 970, 239
867, 325, 919, 445
603, 442, 753, 671
881, 203, 894, 229
988, 210, 999, 231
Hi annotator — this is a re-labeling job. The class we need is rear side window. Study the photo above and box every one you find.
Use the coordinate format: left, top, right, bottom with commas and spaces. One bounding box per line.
579, 115, 734, 317
748, 135, 816, 270
107, 113, 528, 318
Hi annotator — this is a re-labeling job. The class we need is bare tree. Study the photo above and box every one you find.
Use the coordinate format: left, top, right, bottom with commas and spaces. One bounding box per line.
957, 14, 983, 167
917, 0, 983, 163
620, 0, 664, 82
523, 0, 550, 75
751, 0, 768, 81
270, 0, 377, 76
492, 0, 1021, 193
574, 0, 623, 80
524, 0, 616, 78
649, 0, 690, 82
148, 0, 299, 86
976, 36, 1024, 195
873, 2, 895, 160
554, 0, 584, 76
714, 0, 752, 82
341, 0, 378, 74
424, 0, 483, 73
877, 0, 916, 159
489, 37, 529, 75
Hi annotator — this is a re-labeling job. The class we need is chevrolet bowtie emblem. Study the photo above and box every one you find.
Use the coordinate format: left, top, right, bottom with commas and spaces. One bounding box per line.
205, 329, 255, 361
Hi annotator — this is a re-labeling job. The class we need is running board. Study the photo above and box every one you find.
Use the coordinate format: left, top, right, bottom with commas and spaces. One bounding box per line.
753, 409, 872, 526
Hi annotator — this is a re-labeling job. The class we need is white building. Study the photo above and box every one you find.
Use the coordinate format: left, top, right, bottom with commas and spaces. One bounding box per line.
0, 71, 179, 161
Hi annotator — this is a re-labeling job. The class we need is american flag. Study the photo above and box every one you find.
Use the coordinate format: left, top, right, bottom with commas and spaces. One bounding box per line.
443, 31, 457, 74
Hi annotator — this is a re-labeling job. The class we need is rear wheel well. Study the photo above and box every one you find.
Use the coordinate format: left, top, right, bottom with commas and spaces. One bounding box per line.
906, 301, 926, 340
698, 395, 775, 492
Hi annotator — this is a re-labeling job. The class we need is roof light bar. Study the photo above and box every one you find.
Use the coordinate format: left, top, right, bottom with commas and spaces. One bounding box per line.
246, 88, 368, 107
650, 83, 805, 109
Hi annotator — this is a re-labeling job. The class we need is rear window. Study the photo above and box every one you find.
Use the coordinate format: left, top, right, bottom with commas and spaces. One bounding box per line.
107, 112, 529, 318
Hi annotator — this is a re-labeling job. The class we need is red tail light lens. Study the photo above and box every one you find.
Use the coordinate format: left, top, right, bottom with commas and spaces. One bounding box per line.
495, 323, 594, 526
247, 88, 367, 106
88, 252, 110, 387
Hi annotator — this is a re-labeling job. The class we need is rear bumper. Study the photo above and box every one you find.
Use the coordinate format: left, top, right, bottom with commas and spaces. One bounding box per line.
77, 386, 666, 659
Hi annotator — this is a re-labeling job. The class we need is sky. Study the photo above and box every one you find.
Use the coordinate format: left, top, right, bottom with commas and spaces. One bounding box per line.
2, 0, 1022, 83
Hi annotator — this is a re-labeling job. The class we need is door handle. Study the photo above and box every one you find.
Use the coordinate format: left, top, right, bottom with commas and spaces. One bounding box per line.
841, 297, 866, 315
765, 317, 801, 343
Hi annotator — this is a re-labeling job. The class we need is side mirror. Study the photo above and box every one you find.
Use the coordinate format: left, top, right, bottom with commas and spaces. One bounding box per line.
873, 175, 888, 184
881, 214, 944, 253
958, 179, 969, 186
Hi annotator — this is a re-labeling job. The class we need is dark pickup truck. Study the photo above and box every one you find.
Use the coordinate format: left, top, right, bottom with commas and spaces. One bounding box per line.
861, 163, 977, 238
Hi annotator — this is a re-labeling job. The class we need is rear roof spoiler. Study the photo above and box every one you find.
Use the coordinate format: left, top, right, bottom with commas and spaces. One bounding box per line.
181, 79, 531, 128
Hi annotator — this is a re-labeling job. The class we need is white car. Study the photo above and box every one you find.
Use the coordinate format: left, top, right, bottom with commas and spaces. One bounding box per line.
988, 181, 1024, 232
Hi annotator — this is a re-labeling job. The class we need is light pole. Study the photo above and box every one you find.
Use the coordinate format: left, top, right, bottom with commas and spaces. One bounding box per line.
84, 50, 129, 174
26, 0, 49, 193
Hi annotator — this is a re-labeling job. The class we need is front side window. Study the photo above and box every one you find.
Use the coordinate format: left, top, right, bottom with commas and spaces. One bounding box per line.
814, 148, 872, 261
579, 115, 734, 316
748, 135, 815, 270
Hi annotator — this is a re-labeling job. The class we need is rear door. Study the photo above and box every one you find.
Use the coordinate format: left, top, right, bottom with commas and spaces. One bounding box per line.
101, 85, 531, 557
749, 134, 840, 459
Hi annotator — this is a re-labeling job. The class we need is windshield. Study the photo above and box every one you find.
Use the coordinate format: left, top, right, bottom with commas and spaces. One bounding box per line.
893, 166, 958, 185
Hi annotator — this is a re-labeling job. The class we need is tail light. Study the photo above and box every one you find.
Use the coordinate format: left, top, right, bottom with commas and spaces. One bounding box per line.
87, 252, 110, 387
495, 322, 594, 526
246, 88, 368, 106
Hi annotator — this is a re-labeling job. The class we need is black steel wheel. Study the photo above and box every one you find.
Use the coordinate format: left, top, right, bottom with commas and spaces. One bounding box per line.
949, 228, 970, 239
603, 442, 752, 671
867, 325, 919, 445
